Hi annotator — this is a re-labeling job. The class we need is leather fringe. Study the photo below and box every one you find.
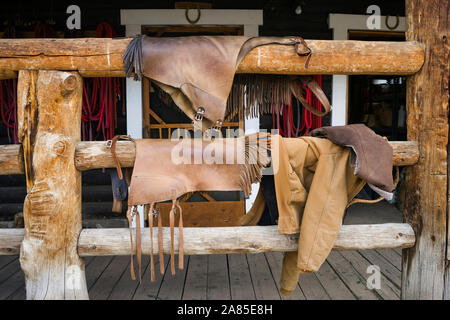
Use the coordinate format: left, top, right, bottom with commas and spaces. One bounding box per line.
239, 132, 272, 197
144, 74, 299, 121
123, 35, 144, 81
226, 75, 293, 120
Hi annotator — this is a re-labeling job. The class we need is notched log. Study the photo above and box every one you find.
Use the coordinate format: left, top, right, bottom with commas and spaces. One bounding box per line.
24, 180, 56, 240
19, 70, 88, 300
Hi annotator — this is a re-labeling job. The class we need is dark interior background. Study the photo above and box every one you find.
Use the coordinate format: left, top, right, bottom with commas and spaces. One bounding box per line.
0, 1, 405, 38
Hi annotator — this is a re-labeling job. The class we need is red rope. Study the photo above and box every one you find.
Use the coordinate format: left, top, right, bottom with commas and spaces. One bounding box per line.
0, 79, 18, 143
34, 23, 56, 38
81, 22, 122, 141
0, 26, 18, 144
273, 75, 324, 137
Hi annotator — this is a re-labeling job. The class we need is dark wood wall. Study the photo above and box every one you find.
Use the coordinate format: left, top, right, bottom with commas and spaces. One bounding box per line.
1, 0, 405, 39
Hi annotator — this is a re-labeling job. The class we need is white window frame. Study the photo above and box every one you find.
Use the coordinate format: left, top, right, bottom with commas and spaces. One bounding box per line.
328, 13, 405, 126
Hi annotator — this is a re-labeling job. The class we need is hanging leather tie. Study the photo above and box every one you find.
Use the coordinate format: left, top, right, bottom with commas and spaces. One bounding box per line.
125, 205, 142, 283
158, 204, 164, 275
107, 135, 135, 180
346, 166, 400, 208
290, 76, 331, 117
294, 36, 312, 69
148, 203, 156, 282
169, 200, 176, 275
126, 206, 136, 281
176, 201, 184, 270
134, 206, 142, 284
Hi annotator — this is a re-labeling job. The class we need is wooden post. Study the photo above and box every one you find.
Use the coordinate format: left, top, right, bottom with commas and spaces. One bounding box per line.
17, 70, 88, 300
402, 0, 449, 300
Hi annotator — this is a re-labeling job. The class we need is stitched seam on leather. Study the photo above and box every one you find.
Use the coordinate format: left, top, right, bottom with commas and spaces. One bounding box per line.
303, 153, 337, 270
351, 126, 369, 176
180, 82, 224, 100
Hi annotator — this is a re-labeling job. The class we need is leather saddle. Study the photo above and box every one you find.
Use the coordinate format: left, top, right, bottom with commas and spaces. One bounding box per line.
123, 35, 331, 131
109, 133, 271, 282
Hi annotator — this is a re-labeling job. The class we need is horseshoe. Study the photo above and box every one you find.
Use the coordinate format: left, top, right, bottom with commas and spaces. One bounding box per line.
185, 7, 201, 24
385, 15, 400, 30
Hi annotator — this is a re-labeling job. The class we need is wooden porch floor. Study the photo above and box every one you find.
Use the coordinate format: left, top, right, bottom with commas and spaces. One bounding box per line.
0, 249, 402, 300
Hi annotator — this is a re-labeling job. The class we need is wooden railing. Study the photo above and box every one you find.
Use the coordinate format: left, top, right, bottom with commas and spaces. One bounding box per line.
0, 0, 448, 300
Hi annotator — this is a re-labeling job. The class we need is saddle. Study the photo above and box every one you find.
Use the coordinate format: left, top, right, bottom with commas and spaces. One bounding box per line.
109, 133, 271, 282
123, 35, 331, 131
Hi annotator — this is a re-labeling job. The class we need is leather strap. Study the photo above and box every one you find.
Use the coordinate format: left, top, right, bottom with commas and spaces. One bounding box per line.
134, 206, 142, 284
169, 200, 176, 275
126, 205, 142, 283
107, 135, 134, 180
177, 201, 184, 270
290, 77, 332, 117
126, 206, 136, 281
347, 166, 400, 208
294, 37, 312, 68
158, 206, 164, 275
148, 203, 156, 282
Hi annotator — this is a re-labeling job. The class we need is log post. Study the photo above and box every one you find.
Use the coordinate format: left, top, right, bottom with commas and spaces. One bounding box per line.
17, 70, 88, 300
402, 0, 449, 300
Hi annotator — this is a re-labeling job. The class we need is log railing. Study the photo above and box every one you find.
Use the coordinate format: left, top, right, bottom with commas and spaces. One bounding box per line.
0, 39, 424, 79
0, 224, 415, 256
0, 140, 419, 175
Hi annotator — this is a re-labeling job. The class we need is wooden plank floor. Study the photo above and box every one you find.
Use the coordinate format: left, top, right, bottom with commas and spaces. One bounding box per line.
0, 249, 401, 300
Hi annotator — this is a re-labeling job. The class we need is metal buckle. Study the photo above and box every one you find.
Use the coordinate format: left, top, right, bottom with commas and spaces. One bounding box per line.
152, 207, 160, 218
204, 119, 223, 139
212, 119, 223, 131
194, 107, 205, 121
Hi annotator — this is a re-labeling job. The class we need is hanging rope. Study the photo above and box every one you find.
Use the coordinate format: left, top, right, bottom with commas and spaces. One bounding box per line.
81, 22, 124, 141
272, 75, 324, 137
34, 23, 56, 38
0, 79, 18, 144
0, 25, 18, 144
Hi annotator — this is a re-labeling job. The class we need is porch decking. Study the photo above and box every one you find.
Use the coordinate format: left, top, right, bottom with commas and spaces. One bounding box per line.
0, 248, 402, 300
0, 202, 404, 300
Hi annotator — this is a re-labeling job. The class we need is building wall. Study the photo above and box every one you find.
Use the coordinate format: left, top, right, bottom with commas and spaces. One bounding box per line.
1, 1, 404, 39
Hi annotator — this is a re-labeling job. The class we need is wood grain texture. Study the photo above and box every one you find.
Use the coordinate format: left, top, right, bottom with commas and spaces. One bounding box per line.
0, 229, 23, 255
74, 140, 416, 170
0, 70, 17, 80
0, 140, 421, 175
17, 70, 88, 300
0, 223, 415, 257
156, 201, 245, 227
77, 223, 415, 255
402, 0, 449, 300
0, 145, 24, 175
0, 38, 424, 78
